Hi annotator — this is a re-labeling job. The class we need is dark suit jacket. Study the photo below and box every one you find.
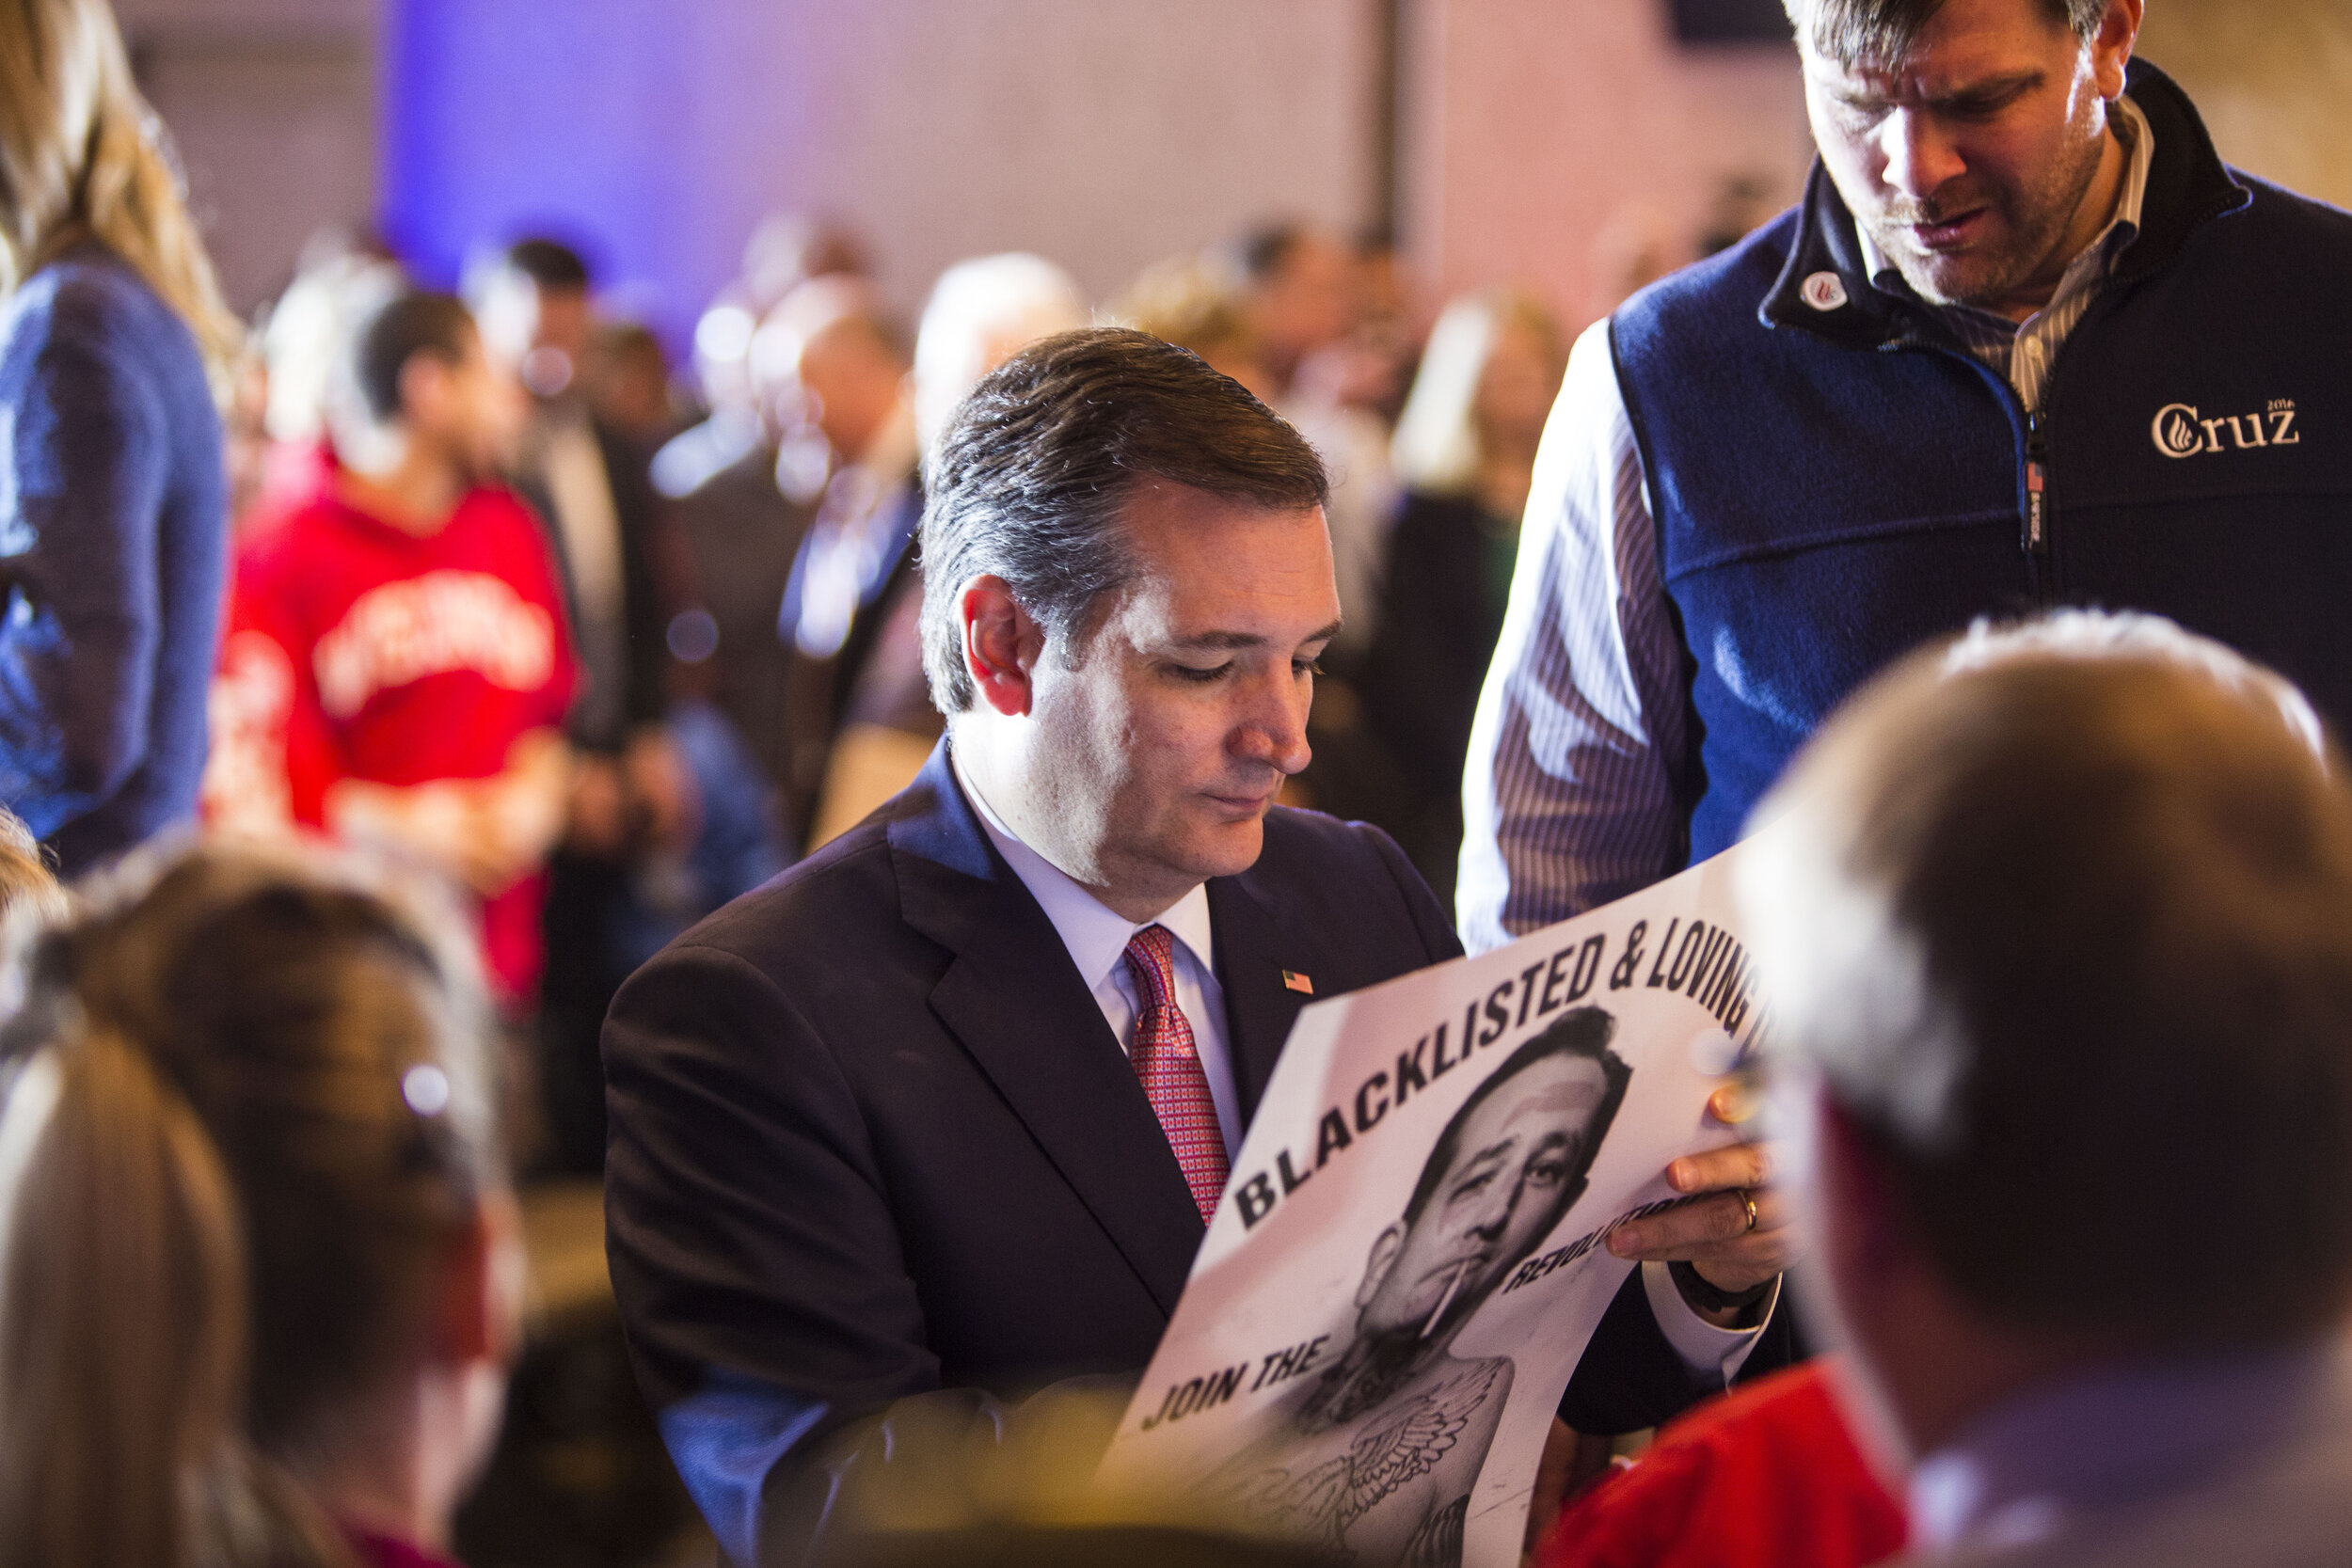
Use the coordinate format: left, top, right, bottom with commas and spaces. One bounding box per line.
773, 481, 924, 844
603, 741, 1772, 1564
668, 443, 813, 790
515, 412, 677, 752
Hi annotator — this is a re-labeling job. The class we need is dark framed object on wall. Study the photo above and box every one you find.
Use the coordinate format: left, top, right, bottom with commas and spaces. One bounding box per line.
1670, 0, 1794, 43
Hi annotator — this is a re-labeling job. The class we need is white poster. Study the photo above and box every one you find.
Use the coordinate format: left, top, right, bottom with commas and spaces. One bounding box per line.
1097, 847, 1766, 1568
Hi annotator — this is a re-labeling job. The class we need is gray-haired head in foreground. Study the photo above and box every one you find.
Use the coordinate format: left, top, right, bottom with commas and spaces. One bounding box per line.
917, 327, 1328, 714
1740, 609, 2352, 1345
1782, 0, 2109, 65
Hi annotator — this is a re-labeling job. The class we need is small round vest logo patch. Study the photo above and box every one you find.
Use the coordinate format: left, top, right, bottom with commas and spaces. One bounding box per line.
1801, 272, 1850, 311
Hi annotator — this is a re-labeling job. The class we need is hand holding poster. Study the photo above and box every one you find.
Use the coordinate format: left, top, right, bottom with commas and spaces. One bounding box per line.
1096, 846, 1768, 1568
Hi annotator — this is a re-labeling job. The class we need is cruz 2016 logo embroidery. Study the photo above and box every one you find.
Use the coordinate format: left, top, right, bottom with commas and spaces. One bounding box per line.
2152, 399, 2300, 459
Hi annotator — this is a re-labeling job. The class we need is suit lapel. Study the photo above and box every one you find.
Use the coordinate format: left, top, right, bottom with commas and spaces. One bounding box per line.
891, 745, 1205, 1317
1207, 870, 1318, 1129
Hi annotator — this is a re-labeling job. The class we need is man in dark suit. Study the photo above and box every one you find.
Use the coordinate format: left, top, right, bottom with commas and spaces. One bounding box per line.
469, 236, 695, 1172
604, 329, 1788, 1567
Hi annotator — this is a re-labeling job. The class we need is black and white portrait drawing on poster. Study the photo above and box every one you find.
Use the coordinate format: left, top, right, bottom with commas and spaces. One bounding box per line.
1215, 1006, 1631, 1566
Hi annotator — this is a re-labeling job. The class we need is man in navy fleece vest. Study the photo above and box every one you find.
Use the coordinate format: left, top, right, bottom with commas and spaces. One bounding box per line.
1464, 0, 2352, 955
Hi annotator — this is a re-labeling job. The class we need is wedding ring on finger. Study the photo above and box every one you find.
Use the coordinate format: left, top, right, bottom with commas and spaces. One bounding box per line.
1739, 1187, 1758, 1234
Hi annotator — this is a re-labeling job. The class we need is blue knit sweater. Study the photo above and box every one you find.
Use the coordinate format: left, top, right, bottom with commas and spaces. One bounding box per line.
0, 243, 226, 875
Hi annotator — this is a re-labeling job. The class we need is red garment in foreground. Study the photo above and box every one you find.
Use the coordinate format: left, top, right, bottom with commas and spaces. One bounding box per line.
1541, 1361, 1906, 1568
348, 1528, 462, 1568
207, 486, 577, 999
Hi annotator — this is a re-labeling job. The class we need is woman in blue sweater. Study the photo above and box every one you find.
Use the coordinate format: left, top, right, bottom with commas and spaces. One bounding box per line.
0, 0, 240, 874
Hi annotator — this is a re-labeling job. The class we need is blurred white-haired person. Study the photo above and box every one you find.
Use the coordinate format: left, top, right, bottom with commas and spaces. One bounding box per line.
912, 252, 1089, 451
1343, 291, 1563, 895
790, 253, 1090, 852
244, 231, 404, 537
1740, 609, 2352, 1567
762, 275, 921, 849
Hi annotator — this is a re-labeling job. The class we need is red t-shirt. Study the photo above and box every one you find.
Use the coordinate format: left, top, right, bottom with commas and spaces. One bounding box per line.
1540, 1361, 1907, 1568
347, 1529, 463, 1568
206, 485, 577, 999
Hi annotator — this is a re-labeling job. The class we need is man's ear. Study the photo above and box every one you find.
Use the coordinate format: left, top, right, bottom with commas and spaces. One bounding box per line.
435, 1192, 526, 1370
961, 575, 1045, 719
1355, 1222, 1406, 1309
1814, 1090, 1914, 1291
2090, 0, 2142, 98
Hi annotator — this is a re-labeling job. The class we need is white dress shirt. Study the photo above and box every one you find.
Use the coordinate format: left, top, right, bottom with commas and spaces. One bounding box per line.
1460, 106, 2153, 953
951, 747, 1244, 1153
535, 411, 628, 739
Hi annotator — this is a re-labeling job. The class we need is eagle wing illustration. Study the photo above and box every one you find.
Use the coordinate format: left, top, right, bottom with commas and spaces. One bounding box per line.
1232, 1361, 1503, 1551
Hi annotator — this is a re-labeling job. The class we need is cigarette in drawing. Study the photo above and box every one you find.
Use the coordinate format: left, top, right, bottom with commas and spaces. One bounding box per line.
1422, 1260, 1469, 1338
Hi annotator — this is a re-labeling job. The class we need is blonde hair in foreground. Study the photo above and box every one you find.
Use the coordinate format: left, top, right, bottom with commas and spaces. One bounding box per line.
0, 0, 241, 379
0, 841, 502, 1568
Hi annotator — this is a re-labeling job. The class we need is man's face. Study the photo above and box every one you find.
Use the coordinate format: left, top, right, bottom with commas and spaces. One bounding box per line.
1250, 234, 1360, 366
1801, 0, 2130, 311
415, 328, 529, 482
475, 273, 593, 397
792, 319, 907, 462
1024, 484, 1338, 916
1356, 1054, 1612, 1339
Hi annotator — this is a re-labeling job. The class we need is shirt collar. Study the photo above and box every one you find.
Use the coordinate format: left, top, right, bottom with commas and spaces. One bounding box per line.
949, 741, 1216, 991
1855, 93, 2153, 301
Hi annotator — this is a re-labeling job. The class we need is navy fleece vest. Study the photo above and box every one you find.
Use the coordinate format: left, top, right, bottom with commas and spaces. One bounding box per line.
1612, 62, 2352, 864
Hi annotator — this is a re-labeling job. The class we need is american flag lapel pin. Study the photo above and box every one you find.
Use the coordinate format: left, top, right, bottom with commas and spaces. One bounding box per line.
1281, 970, 1314, 995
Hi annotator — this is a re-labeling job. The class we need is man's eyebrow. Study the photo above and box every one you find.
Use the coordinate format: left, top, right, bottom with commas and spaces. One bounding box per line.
1170, 619, 1345, 653
1826, 68, 2040, 106
1929, 70, 2042, 106
1458, 1138, 1517, 1173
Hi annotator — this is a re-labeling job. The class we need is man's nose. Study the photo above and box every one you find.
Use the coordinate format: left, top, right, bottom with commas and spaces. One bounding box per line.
1465, 1182, 1519, 1243
1235, 668, 1314, 777
1881, 108, 1964, 200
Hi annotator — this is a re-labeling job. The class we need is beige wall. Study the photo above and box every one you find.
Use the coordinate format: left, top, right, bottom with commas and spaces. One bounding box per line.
117, 0, 379, 314
1405, 0, 1813, 330
103, 0, 2352, 330
1406, 0, 2352, 337
116, 0, 1376, 329
730, 0, 1380, 316
2138, 0, 2352, 210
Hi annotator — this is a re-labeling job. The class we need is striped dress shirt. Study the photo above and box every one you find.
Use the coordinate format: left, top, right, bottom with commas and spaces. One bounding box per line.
1459, 104, 2152, 953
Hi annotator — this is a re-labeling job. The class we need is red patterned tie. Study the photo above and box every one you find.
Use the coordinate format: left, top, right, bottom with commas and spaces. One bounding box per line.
1122, 925, 1230, 1224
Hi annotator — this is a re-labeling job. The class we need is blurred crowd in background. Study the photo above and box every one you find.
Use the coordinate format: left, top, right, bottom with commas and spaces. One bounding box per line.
205, 207, 1629, 1181
178, 196, 1677, 1565
11, 1, 2352, 1565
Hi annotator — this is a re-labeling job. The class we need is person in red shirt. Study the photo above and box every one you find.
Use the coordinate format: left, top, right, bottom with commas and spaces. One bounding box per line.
205, 289, 576, 1003
1539, 1360, 1906, 1568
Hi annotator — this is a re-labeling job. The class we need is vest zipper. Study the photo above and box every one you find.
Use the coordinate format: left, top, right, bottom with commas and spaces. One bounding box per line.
2024, 411, 2051, 593
1883, 321, 2079, 607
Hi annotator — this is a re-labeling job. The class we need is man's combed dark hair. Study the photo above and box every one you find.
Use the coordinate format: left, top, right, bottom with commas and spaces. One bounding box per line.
918, 327, 1329, 713
1785, 0, 2108, 64
355, 289, 474, 424
501, 235, 592, 292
